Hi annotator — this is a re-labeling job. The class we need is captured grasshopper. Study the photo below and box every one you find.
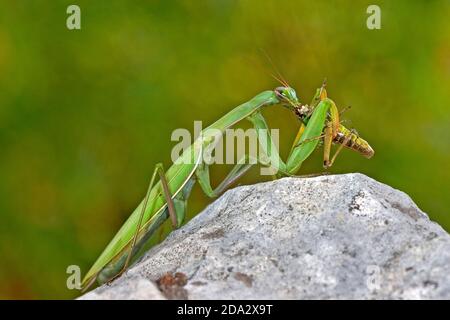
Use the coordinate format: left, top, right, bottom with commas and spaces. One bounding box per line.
292, 81, 374, 169
81, 81, 374, 291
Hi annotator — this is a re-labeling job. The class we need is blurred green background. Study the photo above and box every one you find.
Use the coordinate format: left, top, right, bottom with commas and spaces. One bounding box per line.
0, 0, 449, 299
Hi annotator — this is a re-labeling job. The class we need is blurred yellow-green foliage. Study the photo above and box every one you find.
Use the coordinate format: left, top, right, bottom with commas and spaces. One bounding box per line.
0, 0, 449, 299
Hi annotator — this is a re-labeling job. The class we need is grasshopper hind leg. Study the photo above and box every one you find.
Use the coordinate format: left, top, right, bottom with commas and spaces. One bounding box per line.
323, 128, 357, 169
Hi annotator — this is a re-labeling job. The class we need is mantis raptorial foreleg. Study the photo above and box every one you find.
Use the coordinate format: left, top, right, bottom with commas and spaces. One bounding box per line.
252, 98, 343, 175
287, 101, 331, 173
298, 85, 348, 169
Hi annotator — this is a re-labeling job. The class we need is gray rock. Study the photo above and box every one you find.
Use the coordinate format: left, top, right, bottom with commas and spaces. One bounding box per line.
79, 173, 450, 300
78, 275, 166, 300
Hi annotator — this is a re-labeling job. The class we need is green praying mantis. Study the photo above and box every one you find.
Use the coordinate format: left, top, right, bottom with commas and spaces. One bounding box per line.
81, 80, 374, 291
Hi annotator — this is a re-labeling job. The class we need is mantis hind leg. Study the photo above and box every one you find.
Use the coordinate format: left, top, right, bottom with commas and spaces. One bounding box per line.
108, 163, 180, 284
196, 155, 256, 198
157, 177, 195, 243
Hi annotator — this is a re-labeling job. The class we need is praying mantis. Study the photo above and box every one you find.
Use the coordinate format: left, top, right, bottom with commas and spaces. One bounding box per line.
81, 81, 374, 291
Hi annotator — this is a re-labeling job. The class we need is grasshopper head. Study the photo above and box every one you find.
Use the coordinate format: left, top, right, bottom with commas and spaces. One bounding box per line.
274, 86, 299, 109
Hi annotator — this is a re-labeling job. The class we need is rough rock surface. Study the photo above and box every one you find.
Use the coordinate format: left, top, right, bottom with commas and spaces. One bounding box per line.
79, 173, 450, 300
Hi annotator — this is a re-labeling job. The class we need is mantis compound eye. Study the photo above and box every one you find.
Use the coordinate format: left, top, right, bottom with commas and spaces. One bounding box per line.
275, 87, 299, 110
275, 87, 287, 98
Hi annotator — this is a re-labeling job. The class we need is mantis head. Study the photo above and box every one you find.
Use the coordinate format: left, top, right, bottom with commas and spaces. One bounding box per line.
274, 86, 300, 109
